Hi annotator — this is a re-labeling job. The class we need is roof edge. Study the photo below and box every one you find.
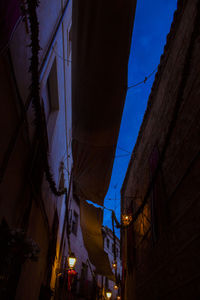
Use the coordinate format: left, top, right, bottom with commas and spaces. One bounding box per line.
121, 0, 186, 196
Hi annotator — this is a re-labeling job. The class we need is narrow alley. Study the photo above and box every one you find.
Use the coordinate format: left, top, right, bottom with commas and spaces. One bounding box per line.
0, 0, 200, 299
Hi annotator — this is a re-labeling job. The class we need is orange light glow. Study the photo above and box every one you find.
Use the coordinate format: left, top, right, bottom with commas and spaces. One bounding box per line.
122, 214, 132, 226
112, 260, 117, 269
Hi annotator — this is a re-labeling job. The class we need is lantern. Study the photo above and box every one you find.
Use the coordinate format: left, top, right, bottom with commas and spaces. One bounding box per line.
112, 260, 117, 269
68, 252, 77, 269
106, 289, 112, 299
122, 214, 132, 226
114, 284, 118, 290
117, 296, 121, 300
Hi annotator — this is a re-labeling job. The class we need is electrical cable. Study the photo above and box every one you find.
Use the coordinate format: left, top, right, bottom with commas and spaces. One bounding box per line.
115, 154, 130, 158
119, 0, 200, 230
127, 67, 158, 90
52, 45, 157, 91
117, 146, 131, 154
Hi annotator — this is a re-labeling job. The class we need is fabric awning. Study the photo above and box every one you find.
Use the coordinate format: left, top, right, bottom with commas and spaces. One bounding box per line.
80, 199, 115, 280
72, 0, 137, 205
0, 0, 21, 53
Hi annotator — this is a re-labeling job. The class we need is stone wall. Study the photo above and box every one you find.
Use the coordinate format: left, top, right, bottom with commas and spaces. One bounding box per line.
121, 0, 200, 299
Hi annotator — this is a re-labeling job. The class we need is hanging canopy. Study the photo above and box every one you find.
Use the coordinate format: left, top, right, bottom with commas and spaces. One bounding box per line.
80, 199, 115, 280
0, 0, 21, 53
72, 0, 137, 205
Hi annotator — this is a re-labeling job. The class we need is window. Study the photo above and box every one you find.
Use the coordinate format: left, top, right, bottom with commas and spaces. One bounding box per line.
42, 58, 59, 146
67, 25, 72, 64
106, 238, 110, 249
102, 230, 106, 248
71, 211, 78, 236
112, 243, 114, 254
116, 247, 118, 257
81, 262, 88, 280
105, 277, 108, 289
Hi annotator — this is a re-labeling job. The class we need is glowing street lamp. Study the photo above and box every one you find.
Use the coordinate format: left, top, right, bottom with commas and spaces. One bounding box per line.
122, 214, 132, 226
68, 252, 77, 269
117, 296, 121, 300
112, 260, 117, 270
106, 289, 112, 299
114, 284, 118, 290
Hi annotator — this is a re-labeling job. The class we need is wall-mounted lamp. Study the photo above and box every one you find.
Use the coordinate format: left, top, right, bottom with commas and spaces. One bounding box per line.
68, 252, 77, 269
106, 289, 112, 299
112, 260, 117, 270
121, 214, 132, 226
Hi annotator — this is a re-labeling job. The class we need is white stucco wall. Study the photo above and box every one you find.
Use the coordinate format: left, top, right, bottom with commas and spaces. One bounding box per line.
3, 1, 73, 299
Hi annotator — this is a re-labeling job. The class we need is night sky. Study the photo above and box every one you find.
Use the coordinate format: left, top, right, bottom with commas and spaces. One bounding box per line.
103, 0, 178, 236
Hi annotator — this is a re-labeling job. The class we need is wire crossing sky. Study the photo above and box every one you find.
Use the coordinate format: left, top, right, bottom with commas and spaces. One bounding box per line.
103, 0, 178, 236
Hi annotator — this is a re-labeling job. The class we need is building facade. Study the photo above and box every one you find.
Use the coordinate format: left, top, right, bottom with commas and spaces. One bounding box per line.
66, 196, 98, 300
121, 0, 200, 299
0, 1, 75, 299
0, 0, 137, 299
96, 226, 122, 300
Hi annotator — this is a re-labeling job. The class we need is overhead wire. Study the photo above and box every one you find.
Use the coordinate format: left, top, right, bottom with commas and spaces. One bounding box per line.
127, 66, 158, 90
115, 154, 130, 158
117, 146, 131, 154
52, 45, 157, 92
52, 46, 159, 225
118, 0, 200, 230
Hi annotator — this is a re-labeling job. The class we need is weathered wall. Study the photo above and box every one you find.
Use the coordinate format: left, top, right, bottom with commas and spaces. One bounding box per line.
121, 0, 200, 299
69, 197, 96, 297
95, 226, 122, 299
0, 1, 73, 299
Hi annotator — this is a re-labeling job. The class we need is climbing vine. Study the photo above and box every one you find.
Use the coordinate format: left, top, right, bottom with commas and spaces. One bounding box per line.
26, 0, 67, 196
